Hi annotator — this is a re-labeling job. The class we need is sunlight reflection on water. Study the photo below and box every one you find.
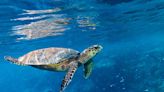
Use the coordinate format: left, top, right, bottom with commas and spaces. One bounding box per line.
11, 7, 98, 41
11, 8, 71, 40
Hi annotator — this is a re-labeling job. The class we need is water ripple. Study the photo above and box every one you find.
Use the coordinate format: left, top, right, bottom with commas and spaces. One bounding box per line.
11, 7, 71, 40
21, 8, 61, 15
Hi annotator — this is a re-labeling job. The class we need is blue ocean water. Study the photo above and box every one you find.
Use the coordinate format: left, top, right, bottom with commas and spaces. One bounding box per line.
0, 0, 164, 92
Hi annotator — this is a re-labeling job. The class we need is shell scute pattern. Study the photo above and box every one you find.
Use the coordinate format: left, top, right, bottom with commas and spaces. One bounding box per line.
18, 48, 79, 65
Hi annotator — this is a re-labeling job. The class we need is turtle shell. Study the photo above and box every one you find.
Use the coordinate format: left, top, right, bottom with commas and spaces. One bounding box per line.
18, 47, 80, 65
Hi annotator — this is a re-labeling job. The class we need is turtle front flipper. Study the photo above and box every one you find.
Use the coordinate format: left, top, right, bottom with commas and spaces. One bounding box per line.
83, 59, 94, 79
60, 62, 78, 92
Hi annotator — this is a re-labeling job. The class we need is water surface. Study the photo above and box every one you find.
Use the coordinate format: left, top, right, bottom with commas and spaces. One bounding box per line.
0, 0, 164, 92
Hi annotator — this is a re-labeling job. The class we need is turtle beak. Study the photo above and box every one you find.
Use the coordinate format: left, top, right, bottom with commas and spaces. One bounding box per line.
98, 45, 103, 51
99, 45, 103, 49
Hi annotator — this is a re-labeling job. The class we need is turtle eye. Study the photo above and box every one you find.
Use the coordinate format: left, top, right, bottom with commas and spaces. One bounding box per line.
94, 47, 98, 49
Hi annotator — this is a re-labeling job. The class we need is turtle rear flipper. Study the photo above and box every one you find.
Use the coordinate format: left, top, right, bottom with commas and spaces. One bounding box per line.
4, 56, 18, 62
4, 56, 23, 65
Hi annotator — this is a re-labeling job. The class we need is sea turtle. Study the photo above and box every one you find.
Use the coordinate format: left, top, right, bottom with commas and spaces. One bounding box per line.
4, 45, 103, 92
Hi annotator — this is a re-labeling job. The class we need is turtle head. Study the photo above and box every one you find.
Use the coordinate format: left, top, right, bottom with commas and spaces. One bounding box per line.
84, 45, 103, 57
79, 45, 103, 64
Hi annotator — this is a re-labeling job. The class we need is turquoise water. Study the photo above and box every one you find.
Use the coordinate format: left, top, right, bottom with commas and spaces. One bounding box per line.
1, 0, 164, 92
